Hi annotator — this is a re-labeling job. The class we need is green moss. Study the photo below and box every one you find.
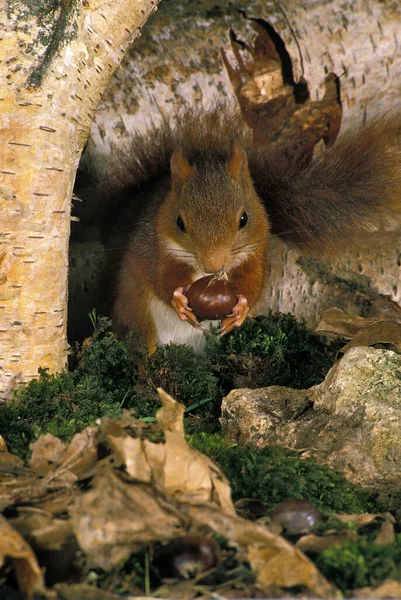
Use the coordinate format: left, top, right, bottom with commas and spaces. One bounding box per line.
0, 368, 130, 459
1, 317, 138, 458
1, 312, 334, 459
0, 317, 221, 456
190, 433, 377, 514
315, 536, 401, 593
145, 343, 220, 408
76, 316, 138, 395
210, 313, 333, 390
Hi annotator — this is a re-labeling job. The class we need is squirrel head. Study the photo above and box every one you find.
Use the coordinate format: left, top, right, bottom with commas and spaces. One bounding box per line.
157, 140, 270, 274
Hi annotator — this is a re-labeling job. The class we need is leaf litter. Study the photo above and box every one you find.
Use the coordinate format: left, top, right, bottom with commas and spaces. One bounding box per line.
0, 388, 343, 599
1, 386, 399, 599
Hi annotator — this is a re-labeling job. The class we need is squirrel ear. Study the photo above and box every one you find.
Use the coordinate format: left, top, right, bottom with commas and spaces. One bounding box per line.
170, 150, 196, 184
227, 141, 248, 179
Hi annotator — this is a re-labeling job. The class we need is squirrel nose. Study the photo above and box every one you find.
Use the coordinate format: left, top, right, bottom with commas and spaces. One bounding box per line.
199, 250, 228, 274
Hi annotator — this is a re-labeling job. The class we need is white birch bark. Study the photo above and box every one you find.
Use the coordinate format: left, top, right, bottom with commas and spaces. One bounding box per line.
0, 0, 159, 400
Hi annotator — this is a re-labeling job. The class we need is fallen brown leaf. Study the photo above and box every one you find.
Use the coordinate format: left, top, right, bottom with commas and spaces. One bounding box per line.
296, 531, 359, 553
352, 579, 401, 598
157, 388, 234, 511
335, 512, 395, 528
30, 433, 67, 475
315, 308, 401, 354
1, 389, 340, 597
0, 514, 45, 598
9, 506, 73, 550
183, 504, 339, 598
339, 321, 401, 354
71, 465, 185, 569
315, 307, 381, 339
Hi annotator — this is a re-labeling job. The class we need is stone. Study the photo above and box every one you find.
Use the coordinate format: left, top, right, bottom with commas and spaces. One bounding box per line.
220, 347, 401, 490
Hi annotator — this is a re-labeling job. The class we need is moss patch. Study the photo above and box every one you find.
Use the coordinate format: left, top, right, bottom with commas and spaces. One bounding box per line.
190, 433, 377, 514
315, 536, 401, 593
211, 312, 334, 391
1, 311, 334, 458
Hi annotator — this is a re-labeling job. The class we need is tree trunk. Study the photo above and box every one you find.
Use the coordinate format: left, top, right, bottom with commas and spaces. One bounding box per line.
0, 0, 159, 401
88, 0, 401, 153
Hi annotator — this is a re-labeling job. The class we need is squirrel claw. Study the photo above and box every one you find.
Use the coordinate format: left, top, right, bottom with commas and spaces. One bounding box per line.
172, 287, 202, 329
219, 294, 249, 336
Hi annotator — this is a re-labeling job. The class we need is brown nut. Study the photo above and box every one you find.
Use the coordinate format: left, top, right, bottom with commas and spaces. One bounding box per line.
270, 499, 323, 536
154, 535, 221, 579
187, 274, 237, 320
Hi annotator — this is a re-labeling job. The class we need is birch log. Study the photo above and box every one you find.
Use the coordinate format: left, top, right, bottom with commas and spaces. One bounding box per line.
0, 0, 159, 401
72, 0, 401, 337
88, 0, 401, 153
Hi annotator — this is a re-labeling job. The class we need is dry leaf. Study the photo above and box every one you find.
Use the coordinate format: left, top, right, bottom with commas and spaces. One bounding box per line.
71, 390, 235, 569
0, 450, 26, 474
0, 389, 340, 597
353, 579, 401, 598
340, 321, 401, 354
184, 505, 339, 598
30, 433, 67, 475
0, 462, 46, 513
315, 308, 401, 354
0, 514, 44, 598
315, 307, 381, 339
54, 426, 99, 479
296, 531, 359, 553
157, 388, 235, 513
102, 419, 155, 483
10, 506, 73, 550
71, 466, 185, 569
335, 512, 395, 527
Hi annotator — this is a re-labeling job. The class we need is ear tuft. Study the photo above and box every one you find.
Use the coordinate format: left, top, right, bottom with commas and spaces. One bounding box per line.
170, 149, 196, 184
227, 141, 248, 179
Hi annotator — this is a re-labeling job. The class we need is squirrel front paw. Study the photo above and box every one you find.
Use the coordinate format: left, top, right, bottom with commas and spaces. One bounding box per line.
219, 294, 249, 336
172, 287, 203, 329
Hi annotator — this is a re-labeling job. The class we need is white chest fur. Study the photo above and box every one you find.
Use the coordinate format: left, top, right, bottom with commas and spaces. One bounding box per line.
148, 295, 216, 352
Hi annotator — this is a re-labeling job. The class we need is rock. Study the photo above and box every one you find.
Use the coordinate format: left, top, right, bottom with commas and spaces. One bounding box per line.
220, 346, 401, 490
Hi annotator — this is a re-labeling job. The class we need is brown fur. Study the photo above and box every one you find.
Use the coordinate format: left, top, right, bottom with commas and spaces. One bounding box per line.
249, 113, 401, 252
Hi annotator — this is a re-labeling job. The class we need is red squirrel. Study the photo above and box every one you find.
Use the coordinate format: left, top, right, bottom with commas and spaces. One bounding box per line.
97, 107, 401, 352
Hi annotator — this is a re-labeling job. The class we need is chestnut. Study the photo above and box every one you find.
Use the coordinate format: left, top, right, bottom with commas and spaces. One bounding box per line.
153, 535, 221, 579
187, 274, 237, 320
270, 499, 323, 536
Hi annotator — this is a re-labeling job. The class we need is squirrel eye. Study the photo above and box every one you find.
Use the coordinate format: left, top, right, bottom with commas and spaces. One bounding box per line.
239, 211, 248, 229
176, 215, 186, 232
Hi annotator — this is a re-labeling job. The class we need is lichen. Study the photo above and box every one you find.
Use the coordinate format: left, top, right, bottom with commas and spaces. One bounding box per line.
297, 255, 373, 296
7, 0, 79, 87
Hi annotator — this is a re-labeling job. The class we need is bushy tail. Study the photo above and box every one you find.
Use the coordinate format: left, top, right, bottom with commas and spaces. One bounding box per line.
249, 114, 401, 253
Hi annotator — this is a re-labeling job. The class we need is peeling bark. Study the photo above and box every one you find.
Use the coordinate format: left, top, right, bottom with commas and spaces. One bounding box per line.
0, 0, 159, 400
88, 0, 401, 154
